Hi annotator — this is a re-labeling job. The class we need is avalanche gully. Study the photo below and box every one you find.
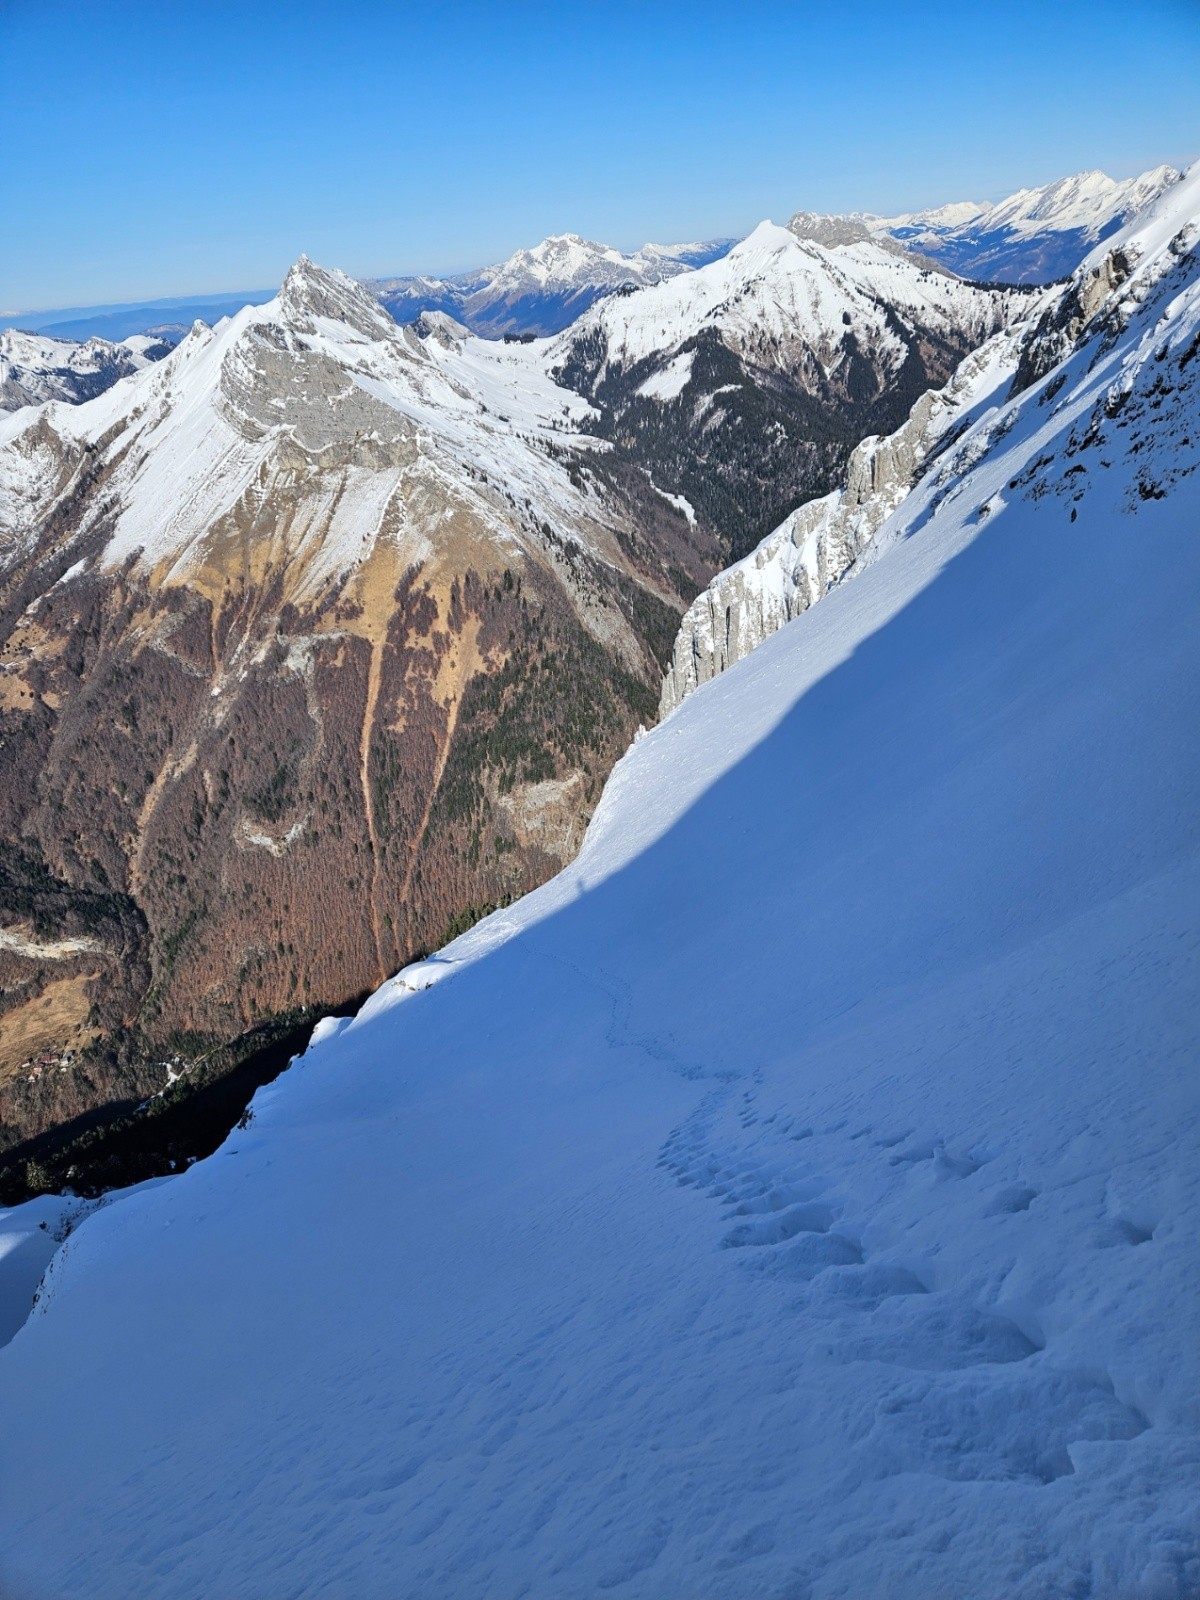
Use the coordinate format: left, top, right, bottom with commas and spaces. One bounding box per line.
0, 167, 1197, 1599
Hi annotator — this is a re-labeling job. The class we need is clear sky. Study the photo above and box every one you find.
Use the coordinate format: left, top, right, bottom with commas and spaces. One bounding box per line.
2, 0, 1197, 311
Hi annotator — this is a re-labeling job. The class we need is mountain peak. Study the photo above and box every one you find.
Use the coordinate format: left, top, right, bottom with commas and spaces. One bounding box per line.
729, 220, 801, 260
277, 254, 394, 338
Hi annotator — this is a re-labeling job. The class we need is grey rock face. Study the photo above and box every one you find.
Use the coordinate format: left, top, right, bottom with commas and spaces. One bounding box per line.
786, 213, 953, 275
1008, 246, 1133, 395
656, 336, 1017, 718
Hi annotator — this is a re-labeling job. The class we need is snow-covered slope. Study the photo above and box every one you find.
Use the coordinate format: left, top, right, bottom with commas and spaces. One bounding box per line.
0, 327, 171, 412
1, 171, 1197, 1600
371, 233, 735, 337
870, 163, 1182, 283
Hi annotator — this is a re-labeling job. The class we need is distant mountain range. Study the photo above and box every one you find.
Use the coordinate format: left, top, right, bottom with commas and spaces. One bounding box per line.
2, 165, 1178, 366
863, 164, 1181, 282
368, 235, 736, 336
5, 291, 275, 345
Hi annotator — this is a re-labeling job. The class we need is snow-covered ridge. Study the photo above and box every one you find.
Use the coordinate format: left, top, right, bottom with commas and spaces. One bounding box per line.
879, 166, 1180, 242
866, 163, 1182, 284
562, 219, 1014, 378
484, 233, 712, 294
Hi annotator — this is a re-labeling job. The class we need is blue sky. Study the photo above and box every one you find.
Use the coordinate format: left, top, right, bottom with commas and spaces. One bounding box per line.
2, 0, 1197, 311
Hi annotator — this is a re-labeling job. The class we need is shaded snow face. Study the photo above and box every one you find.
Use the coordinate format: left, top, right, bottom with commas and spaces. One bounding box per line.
0, 173, 1197, 1600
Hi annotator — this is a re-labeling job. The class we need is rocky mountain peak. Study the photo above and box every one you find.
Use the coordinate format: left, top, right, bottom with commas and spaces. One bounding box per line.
276, 254, 397, 340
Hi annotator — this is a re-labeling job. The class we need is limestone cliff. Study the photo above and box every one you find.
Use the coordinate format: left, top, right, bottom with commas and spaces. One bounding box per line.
657, 324, 1040, 717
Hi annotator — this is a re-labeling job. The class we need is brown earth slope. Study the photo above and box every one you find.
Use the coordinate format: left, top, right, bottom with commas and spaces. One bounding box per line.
0, 260, 715, 1171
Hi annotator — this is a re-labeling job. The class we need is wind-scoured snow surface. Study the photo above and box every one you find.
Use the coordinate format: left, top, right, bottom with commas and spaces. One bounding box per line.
2, 177, 1199, 1599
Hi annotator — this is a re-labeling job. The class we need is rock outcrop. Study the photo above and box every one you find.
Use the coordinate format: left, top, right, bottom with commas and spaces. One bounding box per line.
657, 332, 1020, 716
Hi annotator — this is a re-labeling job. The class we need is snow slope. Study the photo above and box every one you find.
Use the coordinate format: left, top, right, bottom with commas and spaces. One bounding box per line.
1, 179, 1198, 1600
871, 163, 1182, 283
